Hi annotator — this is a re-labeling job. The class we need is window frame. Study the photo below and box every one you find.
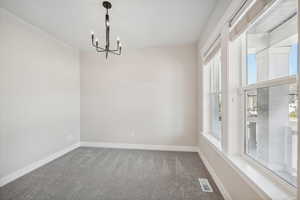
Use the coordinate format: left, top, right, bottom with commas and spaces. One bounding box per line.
241, 32, 298, 187
200, 0, 299, 197
203, 50, 223, 144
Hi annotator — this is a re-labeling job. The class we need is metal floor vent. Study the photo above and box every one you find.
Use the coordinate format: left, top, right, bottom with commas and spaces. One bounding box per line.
198, 178, 213, 192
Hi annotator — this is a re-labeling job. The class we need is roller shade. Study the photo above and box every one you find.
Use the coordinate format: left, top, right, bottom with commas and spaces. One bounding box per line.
229, 0, 273, 40
203, 36, 221, 65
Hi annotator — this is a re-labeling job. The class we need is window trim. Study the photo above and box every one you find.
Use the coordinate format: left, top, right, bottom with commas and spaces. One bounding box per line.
241, 153, 297, 192
203, 50, 222, 143
202, 131, 222, 150
241, 31, 298, 187
201, 132, 296, 199
233, 33, 298, 196
242, 79, 298, 188
200, 0, 299, 198
243, 75, 297, 91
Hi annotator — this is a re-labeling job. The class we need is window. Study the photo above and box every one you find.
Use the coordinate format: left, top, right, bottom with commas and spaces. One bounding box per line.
204, 51, 222, 141
244, 0, 298, 186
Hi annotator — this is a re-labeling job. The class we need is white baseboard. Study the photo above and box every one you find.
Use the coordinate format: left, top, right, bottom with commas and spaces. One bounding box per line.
0, 142, 80, 187
198, 150, 232, 200
80, 141, 198, 152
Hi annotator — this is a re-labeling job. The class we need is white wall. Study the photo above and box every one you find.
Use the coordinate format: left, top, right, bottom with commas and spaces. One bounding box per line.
80, 44, 198, 147
197, 1, 266, 199
199, 137, 263, 200
198, 63, 263, 200
198, 0, 232, 49
0, 9, 80, 179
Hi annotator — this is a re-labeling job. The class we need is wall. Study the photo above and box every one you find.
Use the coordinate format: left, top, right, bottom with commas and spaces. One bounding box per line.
199, 136, 263, 200
198, 51, 261, 199
197, 1, 265, 199
80, 44, 198, 147
198, 0, 232, 50
0, 9, 80, 179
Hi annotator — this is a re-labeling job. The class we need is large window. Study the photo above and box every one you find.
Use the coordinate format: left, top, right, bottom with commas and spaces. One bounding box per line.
205, 51, 222, 141
244, 0, 298, 186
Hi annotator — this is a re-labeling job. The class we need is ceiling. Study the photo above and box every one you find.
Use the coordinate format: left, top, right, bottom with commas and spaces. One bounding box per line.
0, 0, 218, 50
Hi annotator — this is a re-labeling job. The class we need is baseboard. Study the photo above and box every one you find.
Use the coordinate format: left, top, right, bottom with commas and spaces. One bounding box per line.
80, 141, 198, 152
0, 141, 196, 187
0, 142, 80, 187
198, 150, 232, 200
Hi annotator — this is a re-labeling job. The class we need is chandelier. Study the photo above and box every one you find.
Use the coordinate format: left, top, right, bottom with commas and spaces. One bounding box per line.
91, 1, 122, 59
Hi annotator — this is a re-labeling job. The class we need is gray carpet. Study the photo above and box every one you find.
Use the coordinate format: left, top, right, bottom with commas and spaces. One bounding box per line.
0, 147, 224, 200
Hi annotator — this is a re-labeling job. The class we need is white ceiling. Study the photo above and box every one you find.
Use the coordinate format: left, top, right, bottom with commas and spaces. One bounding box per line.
0, 0, 218, 50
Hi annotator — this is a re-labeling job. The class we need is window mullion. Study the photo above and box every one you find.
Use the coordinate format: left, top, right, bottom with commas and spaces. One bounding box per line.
243, 75, 297, 91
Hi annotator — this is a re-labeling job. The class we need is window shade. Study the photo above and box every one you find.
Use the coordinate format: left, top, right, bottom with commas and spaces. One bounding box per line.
229, 0, 273, 41
203, 36, 221, 65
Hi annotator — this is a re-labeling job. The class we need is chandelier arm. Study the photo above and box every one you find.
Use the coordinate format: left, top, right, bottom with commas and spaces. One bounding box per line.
92, 41, 105, 51
96, 46, 106, 51
91, 35, 98, 48
108, 50, 121, 55
96, 48, 106, 53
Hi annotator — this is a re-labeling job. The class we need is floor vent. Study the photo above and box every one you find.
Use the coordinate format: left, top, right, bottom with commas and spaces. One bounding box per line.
199, 178, 213, 192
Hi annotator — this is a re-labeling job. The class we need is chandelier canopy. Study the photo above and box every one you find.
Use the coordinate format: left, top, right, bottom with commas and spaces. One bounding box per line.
91, 1, 122, 59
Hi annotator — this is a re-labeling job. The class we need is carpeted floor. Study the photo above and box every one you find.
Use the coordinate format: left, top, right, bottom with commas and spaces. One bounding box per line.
0, 147, 224, 200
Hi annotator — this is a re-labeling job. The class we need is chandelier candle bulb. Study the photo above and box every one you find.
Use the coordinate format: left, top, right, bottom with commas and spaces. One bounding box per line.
117, 37, 120, 48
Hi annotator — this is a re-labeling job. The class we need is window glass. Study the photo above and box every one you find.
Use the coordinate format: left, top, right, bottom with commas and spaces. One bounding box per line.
245, 83, 298, 186
213, 53, 221, 140
246, 0, 298, 83
245, 0, 298, 186
289, 44, 298, 75
206, 51, 222, 141
211, 93, 221, 140
247, 54, 257, 84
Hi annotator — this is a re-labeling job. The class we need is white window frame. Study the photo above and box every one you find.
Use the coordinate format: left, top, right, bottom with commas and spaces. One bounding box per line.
203, 50, 222, 148
241, 34, 298, 187
200, 0, 299, 198
209, 51, 222, 141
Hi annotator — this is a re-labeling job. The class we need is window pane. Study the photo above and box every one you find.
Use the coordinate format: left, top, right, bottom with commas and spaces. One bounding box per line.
245, 83, 298, 186
289, 44, 298, 75
211, 93, 221, 140
246, 0, 298, 84
247, 54, 257, 84
208, 51, 222, 141
210, 52, 221, 93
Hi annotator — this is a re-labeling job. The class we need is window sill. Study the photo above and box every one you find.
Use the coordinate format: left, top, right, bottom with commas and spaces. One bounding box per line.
201, 134, 297, 200
202, 133, 222, 150
228, 156, 296, 200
